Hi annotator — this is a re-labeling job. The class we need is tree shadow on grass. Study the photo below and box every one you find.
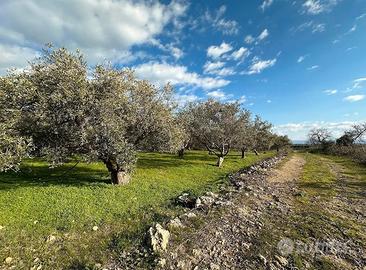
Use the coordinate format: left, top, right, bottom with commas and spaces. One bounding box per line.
0, 151, 230, 190
0, 162, 111, 190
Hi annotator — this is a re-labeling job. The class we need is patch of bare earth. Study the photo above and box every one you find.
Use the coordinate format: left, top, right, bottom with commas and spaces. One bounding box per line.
268, 155, 305, 183
159, 154, 365, 270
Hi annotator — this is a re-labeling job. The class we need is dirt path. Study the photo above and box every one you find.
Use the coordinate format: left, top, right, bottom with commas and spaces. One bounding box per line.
268, 155, 305, 183
160, 154, 366, 270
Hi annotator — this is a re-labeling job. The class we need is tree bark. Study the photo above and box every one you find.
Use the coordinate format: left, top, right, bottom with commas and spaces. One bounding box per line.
216, 156, 224, 167
241, 148, 246, 159
104, 158, 130, 185
110, 170, 130, 185
178, 148, 184, 158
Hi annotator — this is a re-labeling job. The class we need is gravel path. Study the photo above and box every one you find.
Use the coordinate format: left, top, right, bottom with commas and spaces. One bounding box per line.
160, 154, 365, 270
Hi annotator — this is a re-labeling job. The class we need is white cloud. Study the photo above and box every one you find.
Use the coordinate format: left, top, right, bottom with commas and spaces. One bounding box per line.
356, 13, 366, 20
244, 35, 255, 44
210, 67, 235, 77
260, 0, 274, 11
0, 0, 187, 67
258, 29, 269, 41
170, 47, 184, 60
267, 99, 272, 103
344, 95, 365, 102
203, 61, 235, 77
312, 23, 326, 33
238, 95, 247, 104
231, 47, 249, 60
302, 0, 339, 15
244, 29, 269, 45
353, 77, 366, 89
206, 89, 233, 101
295, 21, 327, 34
174, 93, 199, 107
349, 25, 357, 32
246, 58, 277, 75
203, 61, 225, 73
207, 89, 225, 99
323, 89, 338, 95
297, 55, 306, 63
307, 65, 319, 70
202, 5, 239, 35
134, 62, 230, 90
274, 121, 362, 140
0, 44, 39, 74
346, 46, 357, 52
149, 39, 184, 60
303, 0, 325, 14
207, 42, 233, 59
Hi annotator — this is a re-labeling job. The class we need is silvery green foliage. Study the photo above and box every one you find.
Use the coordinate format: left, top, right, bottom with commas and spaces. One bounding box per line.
0, 76, 33, 171
308, 128, 332, 145
233, 109, 254, 152
272, 135, 292, 151
252, 115, 274, 151
188, 100, 247, 158
0, 47, 183, 179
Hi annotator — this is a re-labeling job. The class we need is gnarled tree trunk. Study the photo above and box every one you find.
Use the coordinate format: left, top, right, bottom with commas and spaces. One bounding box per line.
241, 148, 246, 159
110, 170, 130, 185
104, 158, 130, 185
217, 156, 224, 167
178, 148, 184, 158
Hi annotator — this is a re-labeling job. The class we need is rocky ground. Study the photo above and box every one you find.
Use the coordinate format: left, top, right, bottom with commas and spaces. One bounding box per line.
110, 153, 366, 270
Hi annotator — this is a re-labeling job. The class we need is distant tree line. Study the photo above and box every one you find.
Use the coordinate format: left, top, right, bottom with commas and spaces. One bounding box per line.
308, 124, 366, 164
0, 47, 290, 184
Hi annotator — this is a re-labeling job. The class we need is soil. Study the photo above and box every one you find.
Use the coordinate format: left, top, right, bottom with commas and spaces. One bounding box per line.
160, 154, 366, 270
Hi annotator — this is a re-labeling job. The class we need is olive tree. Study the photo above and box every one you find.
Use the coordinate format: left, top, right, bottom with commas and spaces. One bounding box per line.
88, 67, 183, 183
252, 116, 273, 155
0, 47, 182, 184
189, 100, 245, 167
0, 76, 32, 171
273, 135, 292, 152
176, 108, 193, 158
336, 123, 366, 146
308, 128, 332, 147
234, 110, 254, 158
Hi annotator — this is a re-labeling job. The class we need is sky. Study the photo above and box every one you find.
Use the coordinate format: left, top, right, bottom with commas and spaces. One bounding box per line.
0, 0, 365, 141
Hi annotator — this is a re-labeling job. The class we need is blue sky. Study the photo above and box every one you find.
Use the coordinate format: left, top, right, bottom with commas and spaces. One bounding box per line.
0, 0, 365, 140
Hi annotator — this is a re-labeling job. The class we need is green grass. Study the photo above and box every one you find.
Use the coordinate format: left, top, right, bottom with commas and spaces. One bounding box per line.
288, 153, 366, 269
0, 150, 274, 269
299, 152, 337, 198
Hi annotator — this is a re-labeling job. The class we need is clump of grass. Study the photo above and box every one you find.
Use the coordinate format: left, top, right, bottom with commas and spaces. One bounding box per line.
0, 150, 274, 269
299, 153, 337, 198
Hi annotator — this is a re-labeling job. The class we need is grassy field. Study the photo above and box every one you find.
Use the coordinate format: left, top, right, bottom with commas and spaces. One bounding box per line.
0, 150, 274, 269
290, 153, 366, 269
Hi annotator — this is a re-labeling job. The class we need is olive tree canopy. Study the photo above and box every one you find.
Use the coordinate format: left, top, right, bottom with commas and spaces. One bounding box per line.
336, 123, 366, 146
308, 128, 333, 146
252, 116, 273, 154
0, 47, 183, 184
189, 100, 247, 167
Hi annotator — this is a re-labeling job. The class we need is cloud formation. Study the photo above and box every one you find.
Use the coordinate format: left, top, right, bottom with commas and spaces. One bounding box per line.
274, 120, 363, 140
260, 0, 274, 11
203, 5, 239, 35
344, 95, 365, 102
246, 58, 277, 75
0, 0, 187, 69
302, 0, 340, 15
134, 62, 230, 90
207, 42, 233, 59
258, 29, 270, 41
324, 89, 337, 95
